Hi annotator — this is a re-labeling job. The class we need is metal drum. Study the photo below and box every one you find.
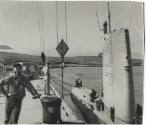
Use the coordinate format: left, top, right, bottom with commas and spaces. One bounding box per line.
41, 95, 62, 124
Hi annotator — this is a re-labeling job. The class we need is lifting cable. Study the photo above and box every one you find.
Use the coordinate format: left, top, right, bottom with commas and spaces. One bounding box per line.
65, 1, 68, 44
40, 3, 45, 52
37, 2, 42, 52
56, 1, 59, 45
37, 2, 45, 53
55, 1, 68, 44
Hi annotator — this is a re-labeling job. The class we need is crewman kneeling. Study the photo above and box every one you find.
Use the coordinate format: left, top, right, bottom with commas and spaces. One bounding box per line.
75, 78, 82, 88
98, 99, 104, 111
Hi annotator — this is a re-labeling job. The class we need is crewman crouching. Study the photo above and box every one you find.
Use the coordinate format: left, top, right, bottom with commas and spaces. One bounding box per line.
0, 63, 41, 124
75, 78, 82, 88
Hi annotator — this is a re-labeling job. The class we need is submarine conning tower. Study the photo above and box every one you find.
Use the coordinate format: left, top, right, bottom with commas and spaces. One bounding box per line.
103, 28, 135, 123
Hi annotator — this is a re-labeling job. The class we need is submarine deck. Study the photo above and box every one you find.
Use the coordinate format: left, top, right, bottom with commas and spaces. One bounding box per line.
71, 87, 126, 124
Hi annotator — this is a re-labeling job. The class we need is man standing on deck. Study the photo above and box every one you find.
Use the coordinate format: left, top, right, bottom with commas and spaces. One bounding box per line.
0, 63, 41, 124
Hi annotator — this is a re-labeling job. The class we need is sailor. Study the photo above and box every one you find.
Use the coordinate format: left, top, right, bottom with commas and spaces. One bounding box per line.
98, 99, 104, 111
90, 89, 96, 102
110, 107, 115, 122
103, 21, 107, 34
0, 63, 41, 124
136, 104, 143, 123
42, 63, 50, 95
75, 78, 82, 88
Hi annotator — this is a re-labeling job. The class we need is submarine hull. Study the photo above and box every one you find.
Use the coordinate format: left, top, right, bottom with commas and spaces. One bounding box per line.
71, 93, 105, 124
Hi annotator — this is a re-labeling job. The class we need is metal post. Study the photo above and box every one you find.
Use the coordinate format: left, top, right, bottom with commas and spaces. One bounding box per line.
61, 56, 64, 98
47, 63, 50, 95
56, 38, 69, 98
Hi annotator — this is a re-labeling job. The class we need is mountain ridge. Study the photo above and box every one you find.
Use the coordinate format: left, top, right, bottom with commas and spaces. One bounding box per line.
0, 45, 13, 50
0, 51, 143, 66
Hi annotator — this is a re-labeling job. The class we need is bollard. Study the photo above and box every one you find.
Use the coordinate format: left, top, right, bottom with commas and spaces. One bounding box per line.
41, 95, 62, 124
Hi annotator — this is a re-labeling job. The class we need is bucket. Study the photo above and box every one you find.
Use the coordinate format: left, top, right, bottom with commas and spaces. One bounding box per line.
41, 95, 62, 124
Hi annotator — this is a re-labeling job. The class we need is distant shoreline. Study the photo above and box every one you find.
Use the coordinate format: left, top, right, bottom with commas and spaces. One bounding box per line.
0, 51, 143, 66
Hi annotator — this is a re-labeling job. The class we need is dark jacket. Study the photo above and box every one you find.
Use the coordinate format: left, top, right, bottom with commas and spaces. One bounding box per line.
0, 73, 39, 100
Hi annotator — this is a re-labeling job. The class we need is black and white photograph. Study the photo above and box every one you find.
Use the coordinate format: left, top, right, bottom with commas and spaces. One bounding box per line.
0, 0, 144, 124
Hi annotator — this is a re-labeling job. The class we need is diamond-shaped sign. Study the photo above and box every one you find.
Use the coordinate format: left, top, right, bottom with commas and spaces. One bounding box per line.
56, 39, 69, 57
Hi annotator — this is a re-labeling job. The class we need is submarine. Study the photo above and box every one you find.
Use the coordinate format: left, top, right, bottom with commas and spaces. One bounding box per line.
71, 28, 142, 124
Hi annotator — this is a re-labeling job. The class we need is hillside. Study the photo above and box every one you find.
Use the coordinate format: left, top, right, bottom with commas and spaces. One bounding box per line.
0, 45, 13, 50
0, 51, 143, 66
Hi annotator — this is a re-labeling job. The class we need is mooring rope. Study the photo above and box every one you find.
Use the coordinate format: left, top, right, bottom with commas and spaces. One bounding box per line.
50, 75, 74, 87
50, 78, 70, 92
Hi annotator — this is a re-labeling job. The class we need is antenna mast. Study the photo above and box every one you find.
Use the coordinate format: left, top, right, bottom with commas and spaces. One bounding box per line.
108, 2, 111, 33
96, 12, 102, 32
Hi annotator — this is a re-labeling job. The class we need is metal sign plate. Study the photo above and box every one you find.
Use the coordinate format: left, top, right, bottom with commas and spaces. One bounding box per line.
56, 39, 69, 57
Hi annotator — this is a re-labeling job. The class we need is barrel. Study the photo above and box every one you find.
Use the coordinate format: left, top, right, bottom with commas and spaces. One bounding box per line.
41, 95, 62, 124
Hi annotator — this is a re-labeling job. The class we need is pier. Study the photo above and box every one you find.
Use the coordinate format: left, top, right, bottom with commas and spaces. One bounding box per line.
0, 78, 84, 124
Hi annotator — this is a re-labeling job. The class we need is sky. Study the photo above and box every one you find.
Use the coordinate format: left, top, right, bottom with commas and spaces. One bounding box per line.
0, 1, 144, 59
